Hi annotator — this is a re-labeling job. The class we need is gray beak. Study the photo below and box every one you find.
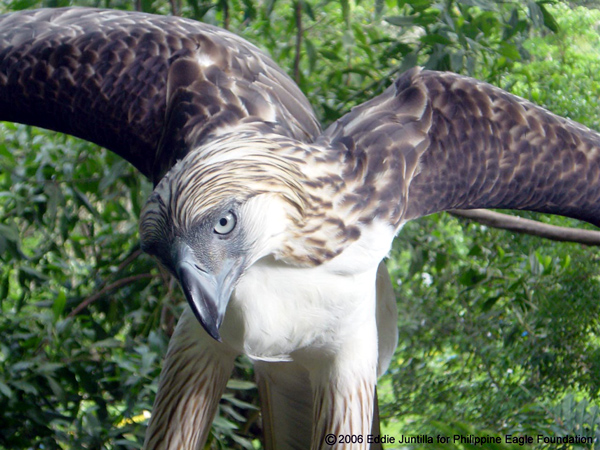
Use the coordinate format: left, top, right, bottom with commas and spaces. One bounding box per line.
175, 245, 241, 341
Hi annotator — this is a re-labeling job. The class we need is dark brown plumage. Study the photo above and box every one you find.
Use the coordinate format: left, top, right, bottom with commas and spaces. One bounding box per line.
319, 68, 600, 228
0, 7, 320, 182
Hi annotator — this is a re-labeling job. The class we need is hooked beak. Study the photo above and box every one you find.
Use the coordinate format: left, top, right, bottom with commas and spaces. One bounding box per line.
175, 245, 243, 341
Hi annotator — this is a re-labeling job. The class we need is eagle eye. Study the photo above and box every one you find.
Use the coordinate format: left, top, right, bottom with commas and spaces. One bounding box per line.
213, 212, 236, 235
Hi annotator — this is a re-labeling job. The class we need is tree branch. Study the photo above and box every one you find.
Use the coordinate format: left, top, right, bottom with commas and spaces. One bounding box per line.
449, 209, 600, 246
68, 273, 154, 317
115, 248, 144, 274
169, 0, 179, 16
294, 0, 303, 84
221, 0, 230, 30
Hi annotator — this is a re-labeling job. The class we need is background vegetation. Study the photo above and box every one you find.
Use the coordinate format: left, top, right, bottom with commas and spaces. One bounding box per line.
1, 0, 600, 448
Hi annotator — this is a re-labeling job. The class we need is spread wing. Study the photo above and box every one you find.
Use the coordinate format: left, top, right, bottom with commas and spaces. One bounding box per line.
319, 67, 600, 228
0, 7, 320, 182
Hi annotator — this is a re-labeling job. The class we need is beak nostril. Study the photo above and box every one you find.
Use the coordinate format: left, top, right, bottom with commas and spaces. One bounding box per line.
195, 264, 208, 274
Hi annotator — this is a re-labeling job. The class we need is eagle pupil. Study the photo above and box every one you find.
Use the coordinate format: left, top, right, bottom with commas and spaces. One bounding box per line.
220, 218, 228, 226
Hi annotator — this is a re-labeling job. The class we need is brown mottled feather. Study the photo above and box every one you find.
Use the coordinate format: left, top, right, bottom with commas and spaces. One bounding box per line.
142, 67, 600, 267
408, 70, 600, 225
319, 67, 600, 230
0, 7, 320, 182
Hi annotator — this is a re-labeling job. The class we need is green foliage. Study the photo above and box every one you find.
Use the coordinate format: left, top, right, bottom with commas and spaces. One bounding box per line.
0, 121, 260, 450
1, 0, 600, 449
382, 212, 600, 445
0, 124, 163, 449
507, 4, 600, 129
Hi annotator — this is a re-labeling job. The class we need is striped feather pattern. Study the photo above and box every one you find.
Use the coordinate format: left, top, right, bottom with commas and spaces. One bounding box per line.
312, 376, 375, 449
143, 308, 236, 450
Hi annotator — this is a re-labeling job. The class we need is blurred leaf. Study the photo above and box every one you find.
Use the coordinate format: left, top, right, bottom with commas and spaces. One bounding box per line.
385, 15, 414, 27
319, 49, 342, 61
420, 33, 452, 46
226, 379, 256, 390
538, 2, 559, 32
0, 223, 19, 243
339, 0, 350, 27
52, 290, 66, 321
0, 380, 13, 399
456, 0, 497, 10
305, 38, 317, 72
458, 268, 485, 286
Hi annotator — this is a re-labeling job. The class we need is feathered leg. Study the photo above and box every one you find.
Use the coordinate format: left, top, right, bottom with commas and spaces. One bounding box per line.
256, 354, 385, 450
306, 285, 379, 450
309, 261, 397, 449
143, 306, 237, 450
310, 353, 378, 450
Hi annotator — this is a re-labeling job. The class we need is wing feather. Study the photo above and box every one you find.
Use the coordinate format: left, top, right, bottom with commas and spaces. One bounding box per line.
0, 7, 320, 182
319, 67, 600, 228
408, 70, 600, 225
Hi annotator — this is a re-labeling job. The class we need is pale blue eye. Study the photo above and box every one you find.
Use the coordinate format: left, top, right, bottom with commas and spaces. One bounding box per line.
213, 212, 236, 235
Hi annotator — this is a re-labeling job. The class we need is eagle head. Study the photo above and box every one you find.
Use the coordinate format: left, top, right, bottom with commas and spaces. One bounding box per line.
138, 137, 309, 341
